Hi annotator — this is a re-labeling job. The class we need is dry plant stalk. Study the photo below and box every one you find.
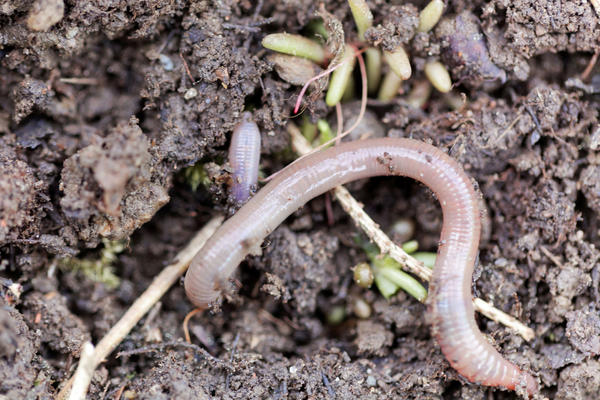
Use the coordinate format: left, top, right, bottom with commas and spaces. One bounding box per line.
590, 0, 600, 17
58, 215, 224, 400
288, 122, 535, 341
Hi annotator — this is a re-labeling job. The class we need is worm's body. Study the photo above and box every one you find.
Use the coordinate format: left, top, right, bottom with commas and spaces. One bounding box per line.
185, 138, 537, 396
228, 112, 261, 204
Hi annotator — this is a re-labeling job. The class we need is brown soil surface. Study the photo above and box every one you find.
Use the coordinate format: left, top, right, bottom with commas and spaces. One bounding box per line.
1, 1, 599, 399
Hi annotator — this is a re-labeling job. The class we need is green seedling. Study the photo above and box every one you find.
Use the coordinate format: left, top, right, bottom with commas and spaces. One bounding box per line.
305, 18, 328, 41
413, 252, 436, 268
300, 114, 318, 143
317, 119, 335, 146
365, 48, 382, 94
184, 163, 211, 192
325, 44, 356, 107
348, 0, 373, 41
372, 257, 427, 302
417, 0, 445, 33
378, 69, 403, 101
262, 33, 327, 64
327, 305, 346, 325
353, 234, 436, 302
383, 48, 412, 80
59, 238, 125, 289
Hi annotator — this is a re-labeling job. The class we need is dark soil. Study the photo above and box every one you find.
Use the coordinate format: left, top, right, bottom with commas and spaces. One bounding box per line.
1, 0, 599, 399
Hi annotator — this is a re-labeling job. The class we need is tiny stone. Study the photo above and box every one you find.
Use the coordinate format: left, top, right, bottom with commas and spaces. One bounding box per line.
494, 258, 508, 267
353, 297, 372, 319
27, 0, 64, 32
159, 54, 174, 71
184, 88, 198, 100
366, 375, 377, 387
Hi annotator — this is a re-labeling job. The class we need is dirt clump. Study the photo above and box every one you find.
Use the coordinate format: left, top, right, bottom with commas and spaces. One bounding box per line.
22, 291, 91, 356
258, 226, 339, 314
556, 359, 600, 400
500, 0, 599, 57
0, 298, 53, 399
59, 118, 170, 246
0, 135, 43, 245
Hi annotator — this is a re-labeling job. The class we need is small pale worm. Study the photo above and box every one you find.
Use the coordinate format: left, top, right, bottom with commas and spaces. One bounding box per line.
228, 112, 261, 205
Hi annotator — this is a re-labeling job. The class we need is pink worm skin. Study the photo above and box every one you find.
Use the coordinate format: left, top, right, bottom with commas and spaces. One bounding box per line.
185, 138, 538, 396
228, 112, 261, 204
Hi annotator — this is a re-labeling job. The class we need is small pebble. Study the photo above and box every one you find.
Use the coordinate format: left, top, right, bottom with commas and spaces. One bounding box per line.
353, 298, 372, 319
184, 88, 198, 100
390, 218, 415, 243
366, 375, 377, 387
27, 0, 64, 32
159, 54, 174, 71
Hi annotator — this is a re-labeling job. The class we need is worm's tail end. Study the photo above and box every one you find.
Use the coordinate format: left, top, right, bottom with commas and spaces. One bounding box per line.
511, 369, 538, 399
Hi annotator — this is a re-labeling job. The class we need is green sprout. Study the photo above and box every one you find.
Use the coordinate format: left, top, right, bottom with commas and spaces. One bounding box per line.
327, 305, 347, 325
372, 258, 427, 302
377, 69, 403, 101
424, 60, 452, 93
353, 234, 436, 302
401, 240, 419, 254
183, 163, 211, 192
262, 33, 327, 64
348, 0, 373, 41
325, 44, 356, 106
59, 239, 125, 289
300, 114, 318, 143
347, 0, 382, 96
365, 48, 382, 94
317, 119, 335, 146
417, 0, 445, 33
305, 18, 329, 41
413, 252, 436, 268
383, 47, 412, 81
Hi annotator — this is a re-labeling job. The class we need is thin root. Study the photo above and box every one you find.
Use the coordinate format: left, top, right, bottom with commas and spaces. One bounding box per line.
183, 307, 204, 344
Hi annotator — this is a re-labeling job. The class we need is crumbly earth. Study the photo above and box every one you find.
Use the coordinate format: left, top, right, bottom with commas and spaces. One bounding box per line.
1, 0, 599, 399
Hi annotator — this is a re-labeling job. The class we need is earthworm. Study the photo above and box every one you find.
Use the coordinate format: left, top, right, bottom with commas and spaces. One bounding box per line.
185, 138, 537, 396
228, 112, 261, 204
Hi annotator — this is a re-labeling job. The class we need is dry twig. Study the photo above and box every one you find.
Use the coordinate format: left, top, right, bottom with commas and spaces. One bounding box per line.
67, 342, 95, 400
59, 77, 100, 85
288, 122, 535, 341
590, 0, 600, 18
58, 216, 224, 400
